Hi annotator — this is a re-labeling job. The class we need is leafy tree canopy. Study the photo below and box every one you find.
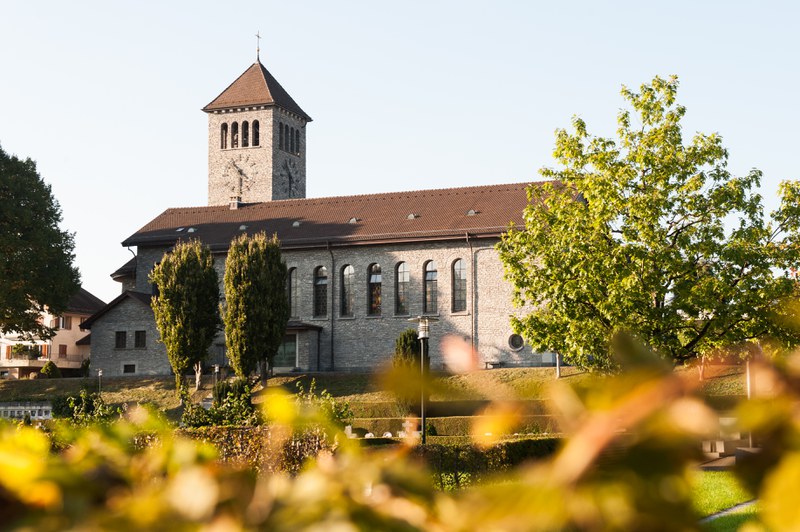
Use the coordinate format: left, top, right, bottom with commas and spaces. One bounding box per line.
0, 144, 80, 339
150, 240, 220, 393
499, 76, 800, 370
223, 232, 289, 379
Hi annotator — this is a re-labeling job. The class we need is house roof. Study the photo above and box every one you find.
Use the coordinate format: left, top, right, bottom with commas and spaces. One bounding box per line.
202, 61, 312, 121
122, 181, 546, 252
76, 333, 91, 346
68, 288, 106, 315
111, 257, 137, 281
80, 291, 152, 330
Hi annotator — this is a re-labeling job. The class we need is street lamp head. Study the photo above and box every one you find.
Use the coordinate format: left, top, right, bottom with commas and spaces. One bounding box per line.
214, 365, 220, 374
97, 369, 103, 377
407, 315, 439, 339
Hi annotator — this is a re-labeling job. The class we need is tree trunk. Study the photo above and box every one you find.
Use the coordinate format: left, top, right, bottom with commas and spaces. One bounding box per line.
699, 356, 705, 382
194, 361, 203, 391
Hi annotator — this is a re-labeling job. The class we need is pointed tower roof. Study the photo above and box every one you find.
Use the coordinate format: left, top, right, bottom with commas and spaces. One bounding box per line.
202, 61, 312, 121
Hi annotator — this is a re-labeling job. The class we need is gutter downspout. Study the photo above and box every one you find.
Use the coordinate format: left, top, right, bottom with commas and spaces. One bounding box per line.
466, 233, 475, 352
327, 242, 335, 371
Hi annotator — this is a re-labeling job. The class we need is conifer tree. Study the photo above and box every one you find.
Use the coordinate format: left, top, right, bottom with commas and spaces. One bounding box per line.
150, 240, 220, 393
223, 232, 289, 380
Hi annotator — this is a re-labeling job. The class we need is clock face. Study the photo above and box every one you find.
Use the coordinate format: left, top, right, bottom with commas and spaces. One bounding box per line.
224, 154, 259, 194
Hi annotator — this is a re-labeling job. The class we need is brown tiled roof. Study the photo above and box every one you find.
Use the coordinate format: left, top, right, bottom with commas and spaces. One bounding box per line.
203, 61, 311, 121
122, 182, 547, 251
67, 288, 106, 315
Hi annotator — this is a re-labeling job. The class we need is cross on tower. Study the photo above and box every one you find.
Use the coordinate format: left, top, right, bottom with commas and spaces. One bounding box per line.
256, 31, 261, 61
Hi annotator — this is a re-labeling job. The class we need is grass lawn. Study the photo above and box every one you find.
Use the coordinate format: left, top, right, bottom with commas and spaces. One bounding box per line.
692, 471, 753, 517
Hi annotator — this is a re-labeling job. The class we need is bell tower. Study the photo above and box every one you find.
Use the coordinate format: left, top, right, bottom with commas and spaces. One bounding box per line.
203, 60, 311, 206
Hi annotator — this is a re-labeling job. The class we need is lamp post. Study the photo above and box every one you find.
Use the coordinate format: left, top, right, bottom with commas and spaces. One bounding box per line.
408, 316, 438, 444
213, 364, 220, 389
97, 369, 103, 394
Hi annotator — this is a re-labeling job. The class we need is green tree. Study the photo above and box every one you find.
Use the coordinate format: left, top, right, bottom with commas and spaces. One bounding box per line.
40, 360, 61, 379
0, 145, 80, 339
394, 328, 421, 368
498, 76, 800, 370
150, 240, 220, 393
223, 232, 289, 380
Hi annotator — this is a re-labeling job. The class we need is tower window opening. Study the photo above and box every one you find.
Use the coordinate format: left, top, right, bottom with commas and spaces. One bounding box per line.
252, 120, 260, 146
279, 122, 284, 150
294, 129, 300, 155
242, 121, 249, 147
220, 123, 228, 149
290, 127, 296, 153
231, 122, 239, 148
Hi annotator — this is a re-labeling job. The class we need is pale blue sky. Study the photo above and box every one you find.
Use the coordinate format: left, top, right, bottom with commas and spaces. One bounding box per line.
1, 1, 797, 303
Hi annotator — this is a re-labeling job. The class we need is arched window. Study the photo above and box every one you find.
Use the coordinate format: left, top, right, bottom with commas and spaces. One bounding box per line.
220, 123, 228, 149
231, 122, 239, 148
286, 268, 298, 317
395, 262, 409, 315
368, 263, 382, 316
252, 120, 260, 146
452, 258, 467, 312
278, 121, 284, 150
290, 127, 296, 153
284, 124, 290, 151
340, 265, 354, 317
242, 121, 249, 147
294, 129, 300, 154
313, 266, 328, 317
423, 260, 437, 314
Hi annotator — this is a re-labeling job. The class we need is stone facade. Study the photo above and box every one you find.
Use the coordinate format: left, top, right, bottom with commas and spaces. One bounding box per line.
207, 106, 307, 205
88, 295, 170, 377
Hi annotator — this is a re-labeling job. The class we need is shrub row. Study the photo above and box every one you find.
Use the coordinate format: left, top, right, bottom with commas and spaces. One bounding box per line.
349, 415, 559, 437
349, 399, 551, 418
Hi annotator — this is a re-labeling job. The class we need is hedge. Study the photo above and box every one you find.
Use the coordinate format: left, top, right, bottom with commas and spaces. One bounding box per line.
349, 415, 559, 437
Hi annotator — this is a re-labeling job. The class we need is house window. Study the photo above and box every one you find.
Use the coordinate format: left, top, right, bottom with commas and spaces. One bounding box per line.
59, 316, 72, 330
313, 266, 328, 317
423, 260, 438, 314
123, 363, 137, 374
231, 122, 239, 148
273, 334, 297, 368
252, 120, 260, 146
220, 123, 228, 149
340, 265, 354, 317
452, 258, 467, 313
287, 268, 298, 317
134, 330, 146, 349
242, 121, 249, 147
115, 331, 127, 349
395, 262, 409, 315
368, 263, 382, 316
58, 344, 67, 357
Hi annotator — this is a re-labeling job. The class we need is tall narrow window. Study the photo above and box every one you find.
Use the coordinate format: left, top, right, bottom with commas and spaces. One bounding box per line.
395, 262, 409, 315
279, 121, 284, 149
242, 121, 249, 147
423, 261, 438, 314
220, 123, 228, 149
134, 330, 146, 348
287, 268, 298, 317
290, 127, 296, 153
340, 265, 354, 317
452, 258, 467, 312
368, 263, 382, 316
313, 266, 328, 317
284, 124, 290, 151
115, 331, 127, 349
252, 120, 260, 146
294, 129, 300, 154
231, 122, 239, 148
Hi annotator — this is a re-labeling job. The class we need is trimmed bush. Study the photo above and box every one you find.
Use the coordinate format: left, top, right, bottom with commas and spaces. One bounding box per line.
349, 415, 559, 437
394, 328, 421, 368
40, 361, 61, 379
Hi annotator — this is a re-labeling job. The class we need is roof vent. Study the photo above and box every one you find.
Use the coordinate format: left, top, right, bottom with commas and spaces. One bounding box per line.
176, 227, 185, 232
239, 225, 248, 231
407, 213, 420, 220
466, 209, 479, 216
187, 227, 196, 233
292, 221, 301, 227
348, 217, 361, 224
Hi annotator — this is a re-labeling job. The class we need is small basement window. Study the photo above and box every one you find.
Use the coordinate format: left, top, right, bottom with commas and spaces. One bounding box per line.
122, 363, 137, 375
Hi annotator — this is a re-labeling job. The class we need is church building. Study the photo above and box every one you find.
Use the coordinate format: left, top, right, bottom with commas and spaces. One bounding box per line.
82, 59, 553, 376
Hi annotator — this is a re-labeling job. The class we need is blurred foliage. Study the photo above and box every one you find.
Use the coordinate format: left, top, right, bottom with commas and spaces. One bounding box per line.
182, 378, 260, 428
6, 337, 800, 529
64, 389, 122, 425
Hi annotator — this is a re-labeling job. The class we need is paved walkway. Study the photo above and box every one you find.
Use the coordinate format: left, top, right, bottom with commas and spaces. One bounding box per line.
698, 456, 736, 471
698, 500, 757, 524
